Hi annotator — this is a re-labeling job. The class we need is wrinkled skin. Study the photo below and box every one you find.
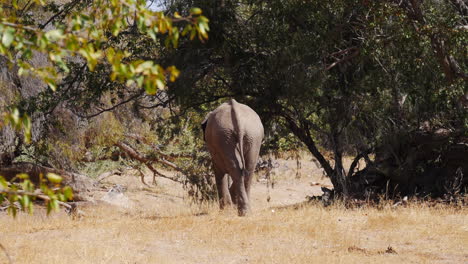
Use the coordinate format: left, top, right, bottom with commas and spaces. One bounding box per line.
202, 99, 264, 216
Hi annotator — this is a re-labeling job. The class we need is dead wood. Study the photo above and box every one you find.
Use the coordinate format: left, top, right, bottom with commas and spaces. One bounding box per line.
96, 169, 122, 183
349, 128, 468, 199
114, 141, 181, 184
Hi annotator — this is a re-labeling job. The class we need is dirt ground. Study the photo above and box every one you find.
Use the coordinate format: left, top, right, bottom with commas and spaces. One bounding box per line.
1, 155, 467, 264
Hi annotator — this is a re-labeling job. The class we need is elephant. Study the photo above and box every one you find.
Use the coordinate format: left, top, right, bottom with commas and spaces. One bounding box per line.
201, 99, 264, 216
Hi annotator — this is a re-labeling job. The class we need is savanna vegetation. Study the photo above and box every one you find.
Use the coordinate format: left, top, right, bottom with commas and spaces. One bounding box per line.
1, 0, 466, 205
0, 1, 467, 262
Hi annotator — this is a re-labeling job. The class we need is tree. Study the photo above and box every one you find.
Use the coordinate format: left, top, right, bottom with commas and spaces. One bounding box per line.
0, 0, 210, 214
161, 0, 467, 197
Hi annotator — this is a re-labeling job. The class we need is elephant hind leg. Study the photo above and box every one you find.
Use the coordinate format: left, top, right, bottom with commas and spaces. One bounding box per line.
232, 175, 250, 216
219, 148, 251, 216
229, 180, 238, 205
214, 167, 232, 209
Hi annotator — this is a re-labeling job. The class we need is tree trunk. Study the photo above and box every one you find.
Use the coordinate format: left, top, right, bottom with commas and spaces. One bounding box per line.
330, 133, 349, 197
283, 115, 334, 177
282, 113, 351, 197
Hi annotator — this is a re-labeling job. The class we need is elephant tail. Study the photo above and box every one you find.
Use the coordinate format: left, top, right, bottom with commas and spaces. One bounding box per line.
230, 99, 246, 177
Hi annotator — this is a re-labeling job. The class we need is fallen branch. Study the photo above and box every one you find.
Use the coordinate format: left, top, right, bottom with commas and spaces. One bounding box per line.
96, 170, 122, 183
115, 142, 181, 184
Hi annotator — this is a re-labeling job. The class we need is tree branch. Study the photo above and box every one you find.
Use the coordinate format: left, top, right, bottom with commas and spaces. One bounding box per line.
74, 89, 145, 119
325, 48, 360, 71
348, 148, 373, 178
115, 142, 182, 184
0, 189, 74, 211
39, 0, 81, 29
392, 0, 468, 82
124, 133, 191, 160
281, 113, 334, 177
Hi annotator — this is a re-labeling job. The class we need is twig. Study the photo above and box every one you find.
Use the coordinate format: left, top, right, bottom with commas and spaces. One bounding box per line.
0, 21, 37, 32
325, 49, 360, 71
0, 189, 74, 211
76, 90, 145, 119
39, 0, 80, 29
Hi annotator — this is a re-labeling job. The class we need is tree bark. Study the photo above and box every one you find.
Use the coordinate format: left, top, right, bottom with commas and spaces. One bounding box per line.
282, 115, 334, 177
330, 132, 349, 197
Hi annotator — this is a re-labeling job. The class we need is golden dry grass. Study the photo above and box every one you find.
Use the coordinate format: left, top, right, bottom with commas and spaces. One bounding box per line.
1, 155, 466, 264
1, 201, 467, 264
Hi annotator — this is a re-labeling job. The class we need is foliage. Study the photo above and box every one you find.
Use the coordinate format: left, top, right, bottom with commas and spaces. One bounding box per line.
0, 0, 210, 213
2, 108, 31, 143
162, 0, 467, 195
1, 0, 466, 203
0, 0, 208, 93
0, 172, 73, 216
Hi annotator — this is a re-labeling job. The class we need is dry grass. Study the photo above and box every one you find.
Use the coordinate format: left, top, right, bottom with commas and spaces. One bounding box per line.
1, 155, 466, 264
1, 201, 466, 264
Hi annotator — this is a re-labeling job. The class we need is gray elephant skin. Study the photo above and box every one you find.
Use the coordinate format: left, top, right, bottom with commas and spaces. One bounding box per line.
201, 99, 264, 216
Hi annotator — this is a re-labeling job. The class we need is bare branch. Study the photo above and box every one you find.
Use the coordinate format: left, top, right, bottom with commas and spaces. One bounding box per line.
74, 89, 145, 119
39, 0, 81, 29
115, 142, 182, 184
348, 148, 373, 178
325, 49, 360, 71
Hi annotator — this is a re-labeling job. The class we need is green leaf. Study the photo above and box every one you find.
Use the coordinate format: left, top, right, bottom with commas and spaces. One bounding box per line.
45, 29, 64, 41
0, 176, 8, 188
135, 61, 153, 73
22, 195, 31, 213
11, 108, 20, 125
63, 186, 73, 200
144, 80, 157, 95
2, 27, 15, 47
8, 205, 17, 217
190, 8, 202, 15
47, 199, 59, 214
22, 115, 32, 143
190, 29, 196, 40
17, 173, 29, 179
45, 77, 57, 91
46, 173, 63, 184
156, 78, 165, 90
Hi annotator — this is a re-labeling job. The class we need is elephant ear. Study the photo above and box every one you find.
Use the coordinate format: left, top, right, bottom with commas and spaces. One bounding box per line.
201, 112, 211, 141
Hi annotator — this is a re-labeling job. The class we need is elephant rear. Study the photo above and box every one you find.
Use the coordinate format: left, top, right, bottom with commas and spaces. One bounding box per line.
202, 99, 264, 216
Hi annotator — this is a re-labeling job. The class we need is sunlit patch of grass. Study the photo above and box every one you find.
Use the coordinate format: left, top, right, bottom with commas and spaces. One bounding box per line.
1, 198, 467, 264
